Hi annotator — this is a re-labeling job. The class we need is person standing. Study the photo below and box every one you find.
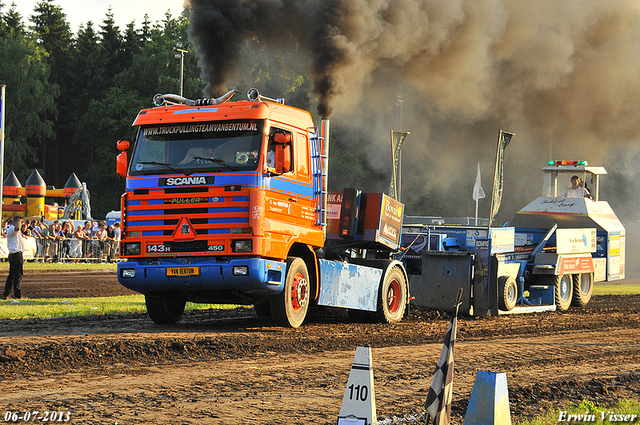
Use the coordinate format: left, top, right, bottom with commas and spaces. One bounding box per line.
3, 216, 28, 300
71, 224, 86, 261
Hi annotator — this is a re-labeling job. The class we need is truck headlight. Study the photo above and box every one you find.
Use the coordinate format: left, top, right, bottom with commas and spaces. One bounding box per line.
233, 266, 249, 276
124, 242, 142, 256
121, 268, 136, 278
232, 239, 252, 253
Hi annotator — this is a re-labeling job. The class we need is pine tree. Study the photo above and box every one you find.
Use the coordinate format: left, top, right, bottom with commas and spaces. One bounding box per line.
99, 8, 124, 85
30, 0, 73, 185
0, 6, 57, 179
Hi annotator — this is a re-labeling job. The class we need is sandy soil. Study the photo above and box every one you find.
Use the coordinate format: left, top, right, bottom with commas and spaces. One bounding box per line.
0, 270, 638, 424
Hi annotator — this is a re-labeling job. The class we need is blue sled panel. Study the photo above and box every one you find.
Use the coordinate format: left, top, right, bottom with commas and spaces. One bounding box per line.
317, 259, 382, 311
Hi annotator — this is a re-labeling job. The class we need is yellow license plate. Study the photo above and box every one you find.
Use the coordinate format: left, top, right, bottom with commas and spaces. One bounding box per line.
166, 267, 200, 276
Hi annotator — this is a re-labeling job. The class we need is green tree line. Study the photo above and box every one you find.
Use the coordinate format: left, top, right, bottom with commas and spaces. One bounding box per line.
0, 0, 374, 220
0, 0, 204, 218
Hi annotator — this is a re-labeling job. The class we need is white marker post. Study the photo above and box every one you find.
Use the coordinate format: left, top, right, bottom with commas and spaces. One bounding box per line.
337, 346, 377, 425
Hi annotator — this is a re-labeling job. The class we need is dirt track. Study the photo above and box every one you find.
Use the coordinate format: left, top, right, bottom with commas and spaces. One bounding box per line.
0, 270, 639, 424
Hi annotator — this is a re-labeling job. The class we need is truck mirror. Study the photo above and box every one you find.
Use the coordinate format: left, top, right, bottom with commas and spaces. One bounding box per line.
117, 138, 131, 151
116, 151, 128, 178
274, 133, 291, 144
276, 143, 291, 173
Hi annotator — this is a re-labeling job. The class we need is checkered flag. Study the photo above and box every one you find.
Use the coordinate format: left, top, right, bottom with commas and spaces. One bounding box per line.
424, 288, 463, 425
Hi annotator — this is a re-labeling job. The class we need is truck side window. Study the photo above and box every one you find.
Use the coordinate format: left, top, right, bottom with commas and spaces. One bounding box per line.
296, 132, 310, 178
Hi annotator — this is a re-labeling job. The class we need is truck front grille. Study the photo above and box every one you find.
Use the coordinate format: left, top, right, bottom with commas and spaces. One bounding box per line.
124, 187, 250, 240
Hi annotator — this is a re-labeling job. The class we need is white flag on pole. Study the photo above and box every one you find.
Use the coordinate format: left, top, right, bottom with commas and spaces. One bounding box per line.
472, 163, 485, 201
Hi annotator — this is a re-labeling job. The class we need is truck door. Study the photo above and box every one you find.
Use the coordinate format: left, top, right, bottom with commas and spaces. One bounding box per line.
294, 131, 316, 229
264, 128, 298, 258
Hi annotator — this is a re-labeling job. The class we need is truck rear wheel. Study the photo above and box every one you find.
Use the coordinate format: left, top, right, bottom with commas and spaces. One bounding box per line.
372, 266, 407, 324
554, 274, 573, 312
498, 276, 517, 311
145, 293, 186, 324
270, 257, 310, 328
571, 273, 593, 307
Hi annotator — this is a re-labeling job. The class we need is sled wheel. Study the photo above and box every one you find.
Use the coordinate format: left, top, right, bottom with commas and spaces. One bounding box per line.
571, 273, 593, 307
498, 276, 517, 311
270, 257, 310, 328
145, 293, 186, 324
554, 274, 573, 312
372, 267, 407, 324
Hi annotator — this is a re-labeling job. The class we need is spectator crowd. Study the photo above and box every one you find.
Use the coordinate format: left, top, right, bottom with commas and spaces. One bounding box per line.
1, 218, 121, 263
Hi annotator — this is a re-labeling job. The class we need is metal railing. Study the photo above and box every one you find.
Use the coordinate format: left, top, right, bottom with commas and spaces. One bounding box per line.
31, 237, 120, 263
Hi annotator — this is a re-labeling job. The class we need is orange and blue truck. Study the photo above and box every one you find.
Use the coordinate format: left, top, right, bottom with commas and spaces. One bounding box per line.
116, 89, 408, 328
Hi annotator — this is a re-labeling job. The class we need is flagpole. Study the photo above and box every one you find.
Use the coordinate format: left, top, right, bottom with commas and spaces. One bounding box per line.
475, 161, 479, 225
424, 288, 463, 425
399, 148, 402, 202
0, 85, 5, 209
399, 99, 403, 202
389, 130, 410, 201
488, 130, 514, 228
475, 198, 479, 226
488, 131, 501, 229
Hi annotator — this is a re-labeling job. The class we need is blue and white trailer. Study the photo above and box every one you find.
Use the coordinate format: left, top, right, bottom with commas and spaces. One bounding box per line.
401, 161, 624, 316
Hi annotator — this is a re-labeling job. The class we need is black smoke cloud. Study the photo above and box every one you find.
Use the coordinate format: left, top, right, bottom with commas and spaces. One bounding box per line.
187, 0, 371, 118
186, 0, 640, 227
186, 0, 287, 98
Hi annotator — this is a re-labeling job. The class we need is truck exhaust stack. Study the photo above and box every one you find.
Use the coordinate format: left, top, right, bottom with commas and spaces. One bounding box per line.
152, 89, 241, 107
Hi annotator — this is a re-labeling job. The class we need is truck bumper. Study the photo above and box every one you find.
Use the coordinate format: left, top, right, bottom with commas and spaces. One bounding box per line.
117, 257, 286, 297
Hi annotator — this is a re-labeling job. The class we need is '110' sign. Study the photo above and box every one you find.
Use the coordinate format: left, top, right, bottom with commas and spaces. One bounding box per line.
348, 384, 369, 401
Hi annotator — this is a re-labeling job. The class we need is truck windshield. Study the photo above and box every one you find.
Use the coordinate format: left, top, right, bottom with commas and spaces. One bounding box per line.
129, 120, 265, 176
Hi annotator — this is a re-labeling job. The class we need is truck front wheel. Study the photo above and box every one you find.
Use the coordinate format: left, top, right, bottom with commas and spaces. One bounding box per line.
554, 274, 574, 312
571, 273, 593, 307
372, 266, 407, 324
270, 257, 310, 328
145, 293, 186, 324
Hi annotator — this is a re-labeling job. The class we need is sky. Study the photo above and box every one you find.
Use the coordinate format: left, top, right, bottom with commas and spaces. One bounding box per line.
11, 0, 187, 33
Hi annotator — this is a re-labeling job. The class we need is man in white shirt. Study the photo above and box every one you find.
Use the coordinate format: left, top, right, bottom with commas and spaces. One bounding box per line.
266, 149, 276, 168
560, 175, 591, 198
3, 216, 28, 300
113, 222, 121, 241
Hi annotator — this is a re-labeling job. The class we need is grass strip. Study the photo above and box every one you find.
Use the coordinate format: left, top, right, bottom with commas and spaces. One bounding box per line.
593, 283, 640, 295
0, 262, 117, 272
0, 295, 240, 320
